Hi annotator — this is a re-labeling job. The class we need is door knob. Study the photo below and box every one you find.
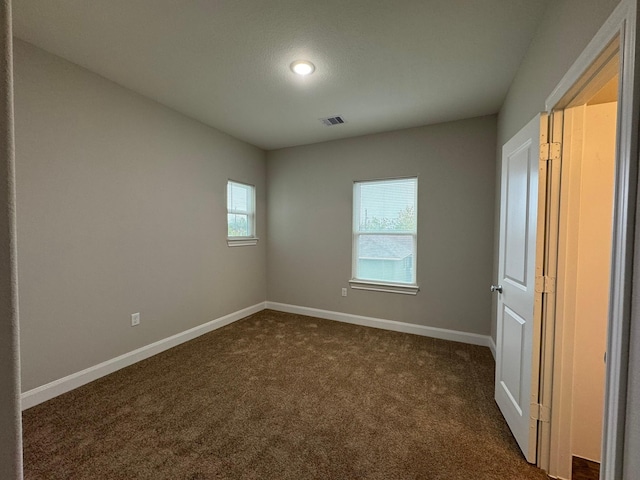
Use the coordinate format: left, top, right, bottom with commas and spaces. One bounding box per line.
490, 285, 503, 293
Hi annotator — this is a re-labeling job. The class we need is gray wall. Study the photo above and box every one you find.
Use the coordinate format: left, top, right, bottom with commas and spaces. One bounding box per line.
492, 0, 621, 341
14, 40, 267, 392
267, 116, 496, 335
497, 0, 621, 147
626, 272, 640, 477
0, 1, 22, 478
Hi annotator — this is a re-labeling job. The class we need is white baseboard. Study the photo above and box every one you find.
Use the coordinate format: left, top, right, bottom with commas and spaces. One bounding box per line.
265, 301, 493, 349
21, 302, 266, 410
546, 474, 566, 480
22, 301, 494, 410
489, 337, 497, 360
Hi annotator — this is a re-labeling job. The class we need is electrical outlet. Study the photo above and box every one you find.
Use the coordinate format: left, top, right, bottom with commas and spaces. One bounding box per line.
341, 288, 347, 297
131, 312, 140, 326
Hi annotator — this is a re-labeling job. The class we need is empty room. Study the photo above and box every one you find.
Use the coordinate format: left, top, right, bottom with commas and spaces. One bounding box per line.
1, 1, 640, 480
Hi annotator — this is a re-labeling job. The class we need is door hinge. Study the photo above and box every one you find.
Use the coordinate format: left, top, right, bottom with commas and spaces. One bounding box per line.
531, 403, 551, 423
540, 142, 561, 162
535, 275, 555, 293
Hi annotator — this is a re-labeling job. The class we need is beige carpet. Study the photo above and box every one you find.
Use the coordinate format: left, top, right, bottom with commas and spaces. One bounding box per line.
23, 309, 549, 479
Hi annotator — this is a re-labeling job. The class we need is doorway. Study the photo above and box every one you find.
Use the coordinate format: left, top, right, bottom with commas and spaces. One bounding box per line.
495, 2, 639, 472
547, 68, 619, 480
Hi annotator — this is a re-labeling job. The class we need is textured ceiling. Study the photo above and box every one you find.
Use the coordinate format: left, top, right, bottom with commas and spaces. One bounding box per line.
12, 0, 550, 150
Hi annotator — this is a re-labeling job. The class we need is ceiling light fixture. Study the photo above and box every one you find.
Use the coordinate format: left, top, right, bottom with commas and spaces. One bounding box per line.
290, 60, 315, 76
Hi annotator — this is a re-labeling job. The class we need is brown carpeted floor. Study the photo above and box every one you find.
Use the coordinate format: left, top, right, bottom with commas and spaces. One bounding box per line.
23, 310, 550, 479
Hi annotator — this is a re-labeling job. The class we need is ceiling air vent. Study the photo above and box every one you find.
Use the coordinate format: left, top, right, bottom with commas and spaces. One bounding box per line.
320, 115, 346, 126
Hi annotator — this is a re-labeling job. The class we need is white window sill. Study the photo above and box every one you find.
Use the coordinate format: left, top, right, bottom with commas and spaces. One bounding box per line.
349, 280, 419, 295
227, 237, 259, 247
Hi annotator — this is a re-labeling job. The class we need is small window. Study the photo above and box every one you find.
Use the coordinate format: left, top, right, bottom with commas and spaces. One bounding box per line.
350, 177, 419, 295
227, 180, 257, 247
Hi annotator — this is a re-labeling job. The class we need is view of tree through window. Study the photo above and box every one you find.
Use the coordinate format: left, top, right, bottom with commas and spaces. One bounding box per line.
228, 215, 248, 237
353, 177, 418, 285
360, 205, 416, 232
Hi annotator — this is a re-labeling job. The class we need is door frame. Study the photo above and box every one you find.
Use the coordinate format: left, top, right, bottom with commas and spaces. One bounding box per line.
539, 0, 639, 478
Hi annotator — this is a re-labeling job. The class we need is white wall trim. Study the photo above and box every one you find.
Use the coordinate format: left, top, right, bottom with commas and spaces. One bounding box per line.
227, 237, 259, 247
22, 301, 496, 410
265, 301, 493, 349
489, 337, 497, 360
348, 279, 420, 295
21, 302, 266, 410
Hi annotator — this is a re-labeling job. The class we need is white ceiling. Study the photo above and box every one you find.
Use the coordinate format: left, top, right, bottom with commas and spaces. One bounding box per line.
12, 0, 550, 150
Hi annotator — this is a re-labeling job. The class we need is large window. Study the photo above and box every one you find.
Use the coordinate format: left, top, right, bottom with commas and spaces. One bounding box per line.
227, 180, 257, 246
350, 177, 419, 294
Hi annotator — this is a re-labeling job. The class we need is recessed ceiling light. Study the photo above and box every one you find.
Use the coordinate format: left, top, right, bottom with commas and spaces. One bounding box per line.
290, 60, 315, 76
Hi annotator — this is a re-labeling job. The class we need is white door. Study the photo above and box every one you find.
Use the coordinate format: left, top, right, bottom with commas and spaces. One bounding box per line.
494, 114, 546, 463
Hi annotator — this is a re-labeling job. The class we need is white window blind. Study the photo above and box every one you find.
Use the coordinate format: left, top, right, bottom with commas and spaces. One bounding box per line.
227, 180, 256, 245
352, 177, 418, 291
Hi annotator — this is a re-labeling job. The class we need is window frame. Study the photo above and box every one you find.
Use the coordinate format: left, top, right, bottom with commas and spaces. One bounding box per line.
226, 179, 258, 247
349, 176, 419, 295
